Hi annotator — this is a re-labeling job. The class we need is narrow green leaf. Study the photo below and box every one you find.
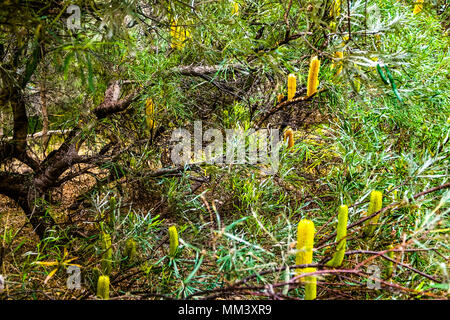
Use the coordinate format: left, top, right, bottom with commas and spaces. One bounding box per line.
184, 255, 203, 284
85, 52, 95, 93
376, 64, 389, 85
63, 51, 75, 81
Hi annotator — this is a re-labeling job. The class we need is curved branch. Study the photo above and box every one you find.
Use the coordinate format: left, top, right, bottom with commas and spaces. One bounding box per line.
93, 81, 142, 119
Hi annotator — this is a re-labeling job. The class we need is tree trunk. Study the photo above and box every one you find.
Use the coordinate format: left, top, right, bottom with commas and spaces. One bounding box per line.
0, 172, 56, 239
19, 196, 54, 240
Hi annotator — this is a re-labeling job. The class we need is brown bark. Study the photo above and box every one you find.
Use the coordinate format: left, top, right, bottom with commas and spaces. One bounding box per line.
0, 171, 51, 239
93, 81, 141, 119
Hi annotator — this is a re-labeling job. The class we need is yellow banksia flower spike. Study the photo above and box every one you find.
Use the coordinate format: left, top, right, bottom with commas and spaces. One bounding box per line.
287, 74, 297, 101
329, 0, 341, 18
170, 20, 180, 49
385, 244, 395, 278
170, 19, 190, 50
283, 128, 294, 149
97, 275, 110, 300
413, 0, 423, 15
304, 270, 317, 300
331, 51, 344, 76
307, 56, 320, 97
145, 98, 155, 131
169, 225, 179, 257
232, 2, 239, 15
363, 190, 383, 236
296, 219, 315, 282
101, 232, 112, 275
124, 238, 137, 262
326, 205, 348, 267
